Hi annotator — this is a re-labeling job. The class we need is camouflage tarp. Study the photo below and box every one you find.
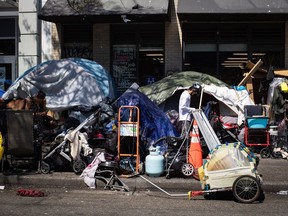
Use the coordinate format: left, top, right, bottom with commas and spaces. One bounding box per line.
139, 71, 229, 105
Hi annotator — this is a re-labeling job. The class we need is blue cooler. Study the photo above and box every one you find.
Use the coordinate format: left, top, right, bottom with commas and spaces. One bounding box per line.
246, 117, 269, 129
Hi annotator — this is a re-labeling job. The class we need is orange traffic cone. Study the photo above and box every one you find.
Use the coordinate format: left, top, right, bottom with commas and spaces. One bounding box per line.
188, 120, 203, 169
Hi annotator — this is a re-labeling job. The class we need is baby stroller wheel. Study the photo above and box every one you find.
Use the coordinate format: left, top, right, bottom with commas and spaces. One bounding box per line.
73, 159, 86, 174
165, 173, 170, 179
260, 147, 270, 158
138, 162, 144, 175
232, 175, 261, 204
181, 163, 194, 177
41, 161, 51, 174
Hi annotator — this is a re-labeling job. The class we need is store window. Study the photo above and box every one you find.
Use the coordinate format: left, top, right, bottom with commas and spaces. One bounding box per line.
183, 23, 284, 85
111, 24, 164, 96
0, 18, 16, 56
62, 24, 93, 59
0, 18, 16, 91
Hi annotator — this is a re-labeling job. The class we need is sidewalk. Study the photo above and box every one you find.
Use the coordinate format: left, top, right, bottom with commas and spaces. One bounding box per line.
1, 157, 287, 193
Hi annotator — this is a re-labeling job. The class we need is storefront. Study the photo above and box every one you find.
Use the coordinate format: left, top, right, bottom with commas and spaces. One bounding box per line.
39, 0, 288, 97
0, 17, 17, 91
177, 0, 288, 102
181, 22, 284, 85
39, 0, 170, 96
111, 24, 165, 96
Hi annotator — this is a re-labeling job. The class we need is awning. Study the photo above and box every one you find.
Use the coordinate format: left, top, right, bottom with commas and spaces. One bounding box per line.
0, 0, 18, 11
178, 0, 288, 21
38, 0, 171, 24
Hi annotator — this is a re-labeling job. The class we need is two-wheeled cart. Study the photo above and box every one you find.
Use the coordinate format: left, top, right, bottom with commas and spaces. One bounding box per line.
139, 110, 264, 204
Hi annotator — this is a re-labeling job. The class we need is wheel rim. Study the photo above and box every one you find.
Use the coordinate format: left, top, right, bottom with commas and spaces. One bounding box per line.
73, 160, 86, 174
260, 148, 270, 158
41, 162, 50, 174
181, 163, 194, 176
232, 175, 260, 203
138, 162, 144, 174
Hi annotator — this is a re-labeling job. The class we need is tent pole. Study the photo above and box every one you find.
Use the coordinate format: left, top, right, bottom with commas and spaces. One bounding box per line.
198, 85, 204, 109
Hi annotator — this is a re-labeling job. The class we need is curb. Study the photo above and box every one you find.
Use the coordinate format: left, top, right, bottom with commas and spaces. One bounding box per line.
1, 172, 288, 193
1, 158, 287, 193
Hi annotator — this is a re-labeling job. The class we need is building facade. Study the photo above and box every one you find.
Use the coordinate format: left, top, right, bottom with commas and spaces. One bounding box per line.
1, 0, 288, 101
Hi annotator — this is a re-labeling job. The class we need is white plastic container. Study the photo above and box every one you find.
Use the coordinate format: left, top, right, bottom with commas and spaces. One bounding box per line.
145, 146, 164, 177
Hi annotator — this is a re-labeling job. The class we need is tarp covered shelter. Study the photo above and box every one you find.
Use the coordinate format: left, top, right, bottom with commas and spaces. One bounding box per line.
139, 71, 229, 106
2, 58, 115, 111
0, 89, 4, 98
139, 71, 254, 125
115, 89, 180, 153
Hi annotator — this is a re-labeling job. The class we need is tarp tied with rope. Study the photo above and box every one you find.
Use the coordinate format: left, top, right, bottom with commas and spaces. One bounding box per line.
2, 58, 115, 111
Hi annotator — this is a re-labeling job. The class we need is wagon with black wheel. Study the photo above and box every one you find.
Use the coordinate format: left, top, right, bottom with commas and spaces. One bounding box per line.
195, 142, 264, 204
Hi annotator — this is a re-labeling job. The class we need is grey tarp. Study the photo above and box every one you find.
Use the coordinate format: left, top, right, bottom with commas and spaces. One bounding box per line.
2, 58, 115, 111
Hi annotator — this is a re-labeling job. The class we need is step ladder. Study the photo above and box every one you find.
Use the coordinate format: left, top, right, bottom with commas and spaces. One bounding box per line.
192, 109, 221, 151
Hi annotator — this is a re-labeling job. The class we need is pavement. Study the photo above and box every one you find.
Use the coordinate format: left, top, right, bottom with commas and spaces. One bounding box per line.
0, 156, 288, 194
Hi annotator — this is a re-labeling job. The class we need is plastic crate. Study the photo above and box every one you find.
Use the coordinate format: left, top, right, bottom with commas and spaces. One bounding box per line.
247, 117, 269, 129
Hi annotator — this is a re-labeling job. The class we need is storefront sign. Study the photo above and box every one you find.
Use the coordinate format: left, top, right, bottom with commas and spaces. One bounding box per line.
112, 45, 137, 95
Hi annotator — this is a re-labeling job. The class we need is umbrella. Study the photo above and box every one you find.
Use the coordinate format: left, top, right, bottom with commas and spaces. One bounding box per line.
2, 58, 115, 111
139, 71, 229, 105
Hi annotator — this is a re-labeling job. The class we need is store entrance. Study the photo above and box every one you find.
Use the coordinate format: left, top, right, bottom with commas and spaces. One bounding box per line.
138, 49, 164, 87
0, 56, 15, 91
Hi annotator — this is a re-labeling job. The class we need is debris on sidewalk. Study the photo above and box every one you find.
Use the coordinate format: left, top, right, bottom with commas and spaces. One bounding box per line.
17, 188, 45, 197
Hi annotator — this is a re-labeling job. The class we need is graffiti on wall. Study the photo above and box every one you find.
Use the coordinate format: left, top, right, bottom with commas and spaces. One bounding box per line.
62, 43, 93, 59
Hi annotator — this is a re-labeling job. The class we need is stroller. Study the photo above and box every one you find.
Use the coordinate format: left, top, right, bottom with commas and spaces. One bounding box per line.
40, 109, 101, 174
40, 101, 115, 174
153, 116, 195, 179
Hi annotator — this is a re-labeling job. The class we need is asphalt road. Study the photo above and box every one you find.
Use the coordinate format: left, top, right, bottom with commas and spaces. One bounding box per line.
1, 156, 288, 216
0, 186, 288, 216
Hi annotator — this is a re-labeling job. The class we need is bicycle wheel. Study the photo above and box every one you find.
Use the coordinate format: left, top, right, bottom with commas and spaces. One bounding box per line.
232, 175, 261, 204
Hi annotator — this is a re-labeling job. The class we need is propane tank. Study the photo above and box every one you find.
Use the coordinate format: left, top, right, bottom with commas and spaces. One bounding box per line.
145, 146, 164, 177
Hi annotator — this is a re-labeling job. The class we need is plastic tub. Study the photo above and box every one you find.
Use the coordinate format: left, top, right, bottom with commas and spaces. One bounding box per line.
247, 117, 269, 129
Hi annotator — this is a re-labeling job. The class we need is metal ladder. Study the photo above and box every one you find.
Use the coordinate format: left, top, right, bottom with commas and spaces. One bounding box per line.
192, 109, 221, 151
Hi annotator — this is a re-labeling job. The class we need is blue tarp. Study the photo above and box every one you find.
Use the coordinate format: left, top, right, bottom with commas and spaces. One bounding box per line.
116, 90, 180, 153
0, 89, 4, 98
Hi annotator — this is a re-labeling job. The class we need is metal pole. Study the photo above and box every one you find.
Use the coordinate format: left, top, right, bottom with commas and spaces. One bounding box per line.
198, 84, 205, 109
139, 175, 188, 197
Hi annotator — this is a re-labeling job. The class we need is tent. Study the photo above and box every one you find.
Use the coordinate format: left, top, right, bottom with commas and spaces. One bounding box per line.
115, 89, 180, 153
139, 71, 229, 106
2, 58, 115, 111
0, 89, 4, 98
203, 84, 254, 125
139, 71, 254, 125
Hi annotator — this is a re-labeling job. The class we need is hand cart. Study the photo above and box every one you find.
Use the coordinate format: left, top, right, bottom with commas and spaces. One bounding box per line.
196, 142, 264, 203
117, 106, 141, 176
139, 142, 264, 204
243, 105, 270, 158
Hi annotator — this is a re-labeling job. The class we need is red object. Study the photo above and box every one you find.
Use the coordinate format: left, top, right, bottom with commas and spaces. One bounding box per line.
93, 131, 105, 139
17, 188, 45, 197
244, 126, 270, 147
188, 120, 203, 169
188, 191, 204, 199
